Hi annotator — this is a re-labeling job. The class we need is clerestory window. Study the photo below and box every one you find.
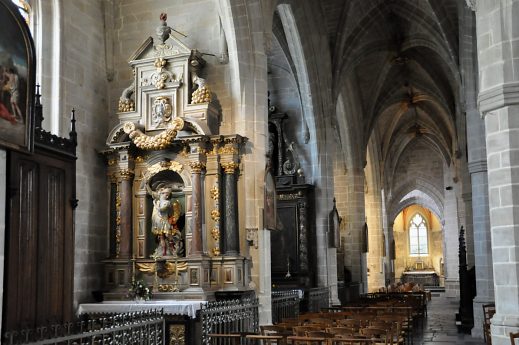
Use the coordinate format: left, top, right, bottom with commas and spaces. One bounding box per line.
409, 213, 428, 256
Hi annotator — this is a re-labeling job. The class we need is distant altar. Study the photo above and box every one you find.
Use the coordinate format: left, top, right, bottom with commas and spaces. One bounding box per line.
99, 14, 251, 303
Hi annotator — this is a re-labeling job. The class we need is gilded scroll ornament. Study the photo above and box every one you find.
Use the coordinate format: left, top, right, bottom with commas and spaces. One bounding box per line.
123, 118, 184, 150
209, 186, 219, 200
212, 248, 221, 256
211, 209, 220, 222
143, 160, 183, 183
211, 227, 220, 241
169, 324, 186, 345
158, 284, 175, 292
217, 145, 238, 155
137, 260, 187, 279
188, 161, 206, 173
221, 161, 239, 174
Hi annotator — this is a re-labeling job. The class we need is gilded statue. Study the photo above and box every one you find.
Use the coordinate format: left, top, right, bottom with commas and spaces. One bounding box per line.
146, 184, 185, 257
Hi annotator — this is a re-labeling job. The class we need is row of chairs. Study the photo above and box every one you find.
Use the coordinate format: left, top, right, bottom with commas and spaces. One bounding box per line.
208, 292, 425, 345
209, 333, 392, 345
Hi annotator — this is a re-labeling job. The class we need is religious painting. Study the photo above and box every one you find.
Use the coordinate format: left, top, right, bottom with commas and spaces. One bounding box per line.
224, 268, 233, 284
189, 268, 199, 286
210, 268, 218, 284
264, 168, 277, 230
0, 0, 35, 152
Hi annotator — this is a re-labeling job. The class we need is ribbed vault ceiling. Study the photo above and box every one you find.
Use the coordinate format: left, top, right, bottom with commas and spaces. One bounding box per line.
320, 0, 460, 191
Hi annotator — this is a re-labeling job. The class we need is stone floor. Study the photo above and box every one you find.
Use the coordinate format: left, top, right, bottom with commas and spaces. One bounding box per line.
413, 293, 485, 345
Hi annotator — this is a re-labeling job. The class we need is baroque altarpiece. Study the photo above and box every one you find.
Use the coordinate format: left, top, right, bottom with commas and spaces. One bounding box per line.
102, 16, 250, 300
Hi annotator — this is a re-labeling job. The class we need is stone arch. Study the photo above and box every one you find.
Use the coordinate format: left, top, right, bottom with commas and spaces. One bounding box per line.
388, 178, 445, 222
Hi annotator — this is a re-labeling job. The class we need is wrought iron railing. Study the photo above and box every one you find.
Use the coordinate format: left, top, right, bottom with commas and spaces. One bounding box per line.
271, 290, 300, 324
3, 309, 164, 345
200, 297, 259, 345
307, 286, 330, 312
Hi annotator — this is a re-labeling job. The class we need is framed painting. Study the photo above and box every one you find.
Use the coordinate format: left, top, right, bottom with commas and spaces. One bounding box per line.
264, 167, 277, 230
0, 0, 36, 152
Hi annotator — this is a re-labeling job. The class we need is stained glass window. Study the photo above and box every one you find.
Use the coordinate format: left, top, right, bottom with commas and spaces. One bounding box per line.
409, 213, 428, 256
12, 0, 31, 25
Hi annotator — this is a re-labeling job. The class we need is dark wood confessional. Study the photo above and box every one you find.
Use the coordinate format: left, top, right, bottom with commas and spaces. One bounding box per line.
4, 90, 77, 332
1, 0, 77, 331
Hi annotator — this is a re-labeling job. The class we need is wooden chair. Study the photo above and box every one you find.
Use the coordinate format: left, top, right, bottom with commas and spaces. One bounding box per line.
287, 335, 329, 345
510, 332, 519, 345
336, 319, 362, 330
330, 337, 373, 345
359, 328, 389, 345
245, 334, 285, 345
294, 326, 324, 336
261, 325, 292, 344
208, 333, 241, 345
326, 327, 358, 338
483, 303, 496, 345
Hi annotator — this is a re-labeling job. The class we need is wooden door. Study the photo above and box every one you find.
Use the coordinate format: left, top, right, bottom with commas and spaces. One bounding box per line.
4, 150, 74, 331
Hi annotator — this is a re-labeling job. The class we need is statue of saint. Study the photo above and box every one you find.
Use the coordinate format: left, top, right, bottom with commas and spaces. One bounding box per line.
147, 184, 184, 257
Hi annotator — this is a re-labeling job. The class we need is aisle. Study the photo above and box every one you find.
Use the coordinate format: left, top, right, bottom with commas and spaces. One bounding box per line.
414, 293, 485, 345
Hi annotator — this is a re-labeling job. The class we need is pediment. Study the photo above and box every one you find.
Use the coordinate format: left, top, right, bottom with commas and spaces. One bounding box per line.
129, 34, 192, 63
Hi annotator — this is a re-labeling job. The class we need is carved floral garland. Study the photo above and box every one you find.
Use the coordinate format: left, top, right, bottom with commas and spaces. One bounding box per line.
123, 118, 184, 150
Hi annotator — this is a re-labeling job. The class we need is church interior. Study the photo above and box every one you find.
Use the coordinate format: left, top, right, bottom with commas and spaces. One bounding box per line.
0, 0, 518, 344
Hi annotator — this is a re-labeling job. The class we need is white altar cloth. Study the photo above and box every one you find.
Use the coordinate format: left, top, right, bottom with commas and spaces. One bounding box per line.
78, 300, 207, 319
402, 270, 436, 275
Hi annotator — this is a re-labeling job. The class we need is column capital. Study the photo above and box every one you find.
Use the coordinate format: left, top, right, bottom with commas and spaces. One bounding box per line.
189, 161, 206, 174
221, 161, 240, 174
118, 169, 135, 180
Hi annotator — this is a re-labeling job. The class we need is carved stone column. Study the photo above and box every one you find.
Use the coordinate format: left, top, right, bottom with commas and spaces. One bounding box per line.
222, 161, 240, 255
189, 161, 205, 257
118, 169, 134, 258
187, 136, 209, 258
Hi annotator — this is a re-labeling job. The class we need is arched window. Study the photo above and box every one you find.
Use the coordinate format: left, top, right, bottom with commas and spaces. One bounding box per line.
409, 213, 428, 256
11, 0, 31, 25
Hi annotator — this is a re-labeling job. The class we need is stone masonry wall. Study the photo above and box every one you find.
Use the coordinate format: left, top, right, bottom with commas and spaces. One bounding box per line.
56, 0, 110, 306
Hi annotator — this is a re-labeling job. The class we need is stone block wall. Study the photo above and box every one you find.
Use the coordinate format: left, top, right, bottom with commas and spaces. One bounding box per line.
57, 0, 110, 306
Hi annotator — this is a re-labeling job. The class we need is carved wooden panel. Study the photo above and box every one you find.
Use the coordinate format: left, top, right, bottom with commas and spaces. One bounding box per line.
5, 150, 75, 331
271, 183, 315, 288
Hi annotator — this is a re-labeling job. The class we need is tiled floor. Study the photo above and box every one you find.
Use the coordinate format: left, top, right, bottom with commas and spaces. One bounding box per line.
413, 293, 485, 345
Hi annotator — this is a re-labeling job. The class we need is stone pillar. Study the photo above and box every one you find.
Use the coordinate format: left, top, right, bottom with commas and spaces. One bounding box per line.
443, 166, 460, 298
469, 160, 494, 338
460, 3, 494, 337
221, 161, 240, 255
189, 161, 205, 257
341, 167, 366, 295
473, 1, 519, 343
118, 169, 134, 258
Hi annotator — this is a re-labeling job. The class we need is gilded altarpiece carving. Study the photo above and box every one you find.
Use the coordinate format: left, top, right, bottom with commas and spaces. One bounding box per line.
102, 15, 251, 305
